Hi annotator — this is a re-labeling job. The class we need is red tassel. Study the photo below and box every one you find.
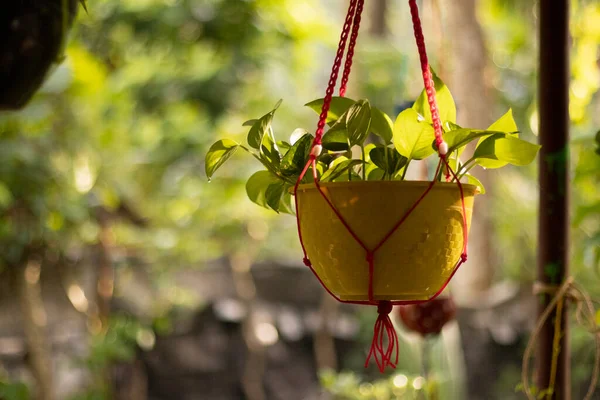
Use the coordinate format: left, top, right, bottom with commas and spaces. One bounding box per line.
365, 301, 399, 373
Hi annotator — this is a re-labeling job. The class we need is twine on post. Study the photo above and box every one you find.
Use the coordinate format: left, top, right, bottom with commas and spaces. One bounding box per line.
521, 276, 600, 400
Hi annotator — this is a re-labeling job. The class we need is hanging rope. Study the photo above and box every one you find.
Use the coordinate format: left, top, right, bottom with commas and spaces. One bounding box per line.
521, 277, 600, 400
292, 0, 470, 372
340, 0, 365, 97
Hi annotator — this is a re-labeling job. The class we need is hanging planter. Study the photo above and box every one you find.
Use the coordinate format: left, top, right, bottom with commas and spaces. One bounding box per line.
0, 0, 82, 110
296, 181, 476, 301
205, 0, 541, 372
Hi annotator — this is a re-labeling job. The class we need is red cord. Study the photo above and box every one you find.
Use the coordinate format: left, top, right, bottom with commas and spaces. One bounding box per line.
365, 301, 399, 373
408, 0, 444, 149
314, 0, 358, 146
340, 0, 365, 97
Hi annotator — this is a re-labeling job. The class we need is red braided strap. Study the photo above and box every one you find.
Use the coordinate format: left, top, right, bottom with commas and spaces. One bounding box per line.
314, 0, 358, 145
408, 0, 444, 150
339, 0, 365, 97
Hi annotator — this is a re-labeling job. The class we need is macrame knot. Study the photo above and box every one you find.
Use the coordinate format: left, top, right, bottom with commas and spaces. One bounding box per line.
302, 257, 312, 267
377, 300, 393, 315
460, 253, 468, 263
365, 252, 374, 264
365, 300, 399, 373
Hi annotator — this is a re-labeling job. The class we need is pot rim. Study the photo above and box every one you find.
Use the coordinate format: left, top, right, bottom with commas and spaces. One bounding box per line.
295, 180, 479, 194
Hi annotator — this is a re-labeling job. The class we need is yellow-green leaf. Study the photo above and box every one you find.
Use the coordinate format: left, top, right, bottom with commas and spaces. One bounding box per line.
205, 139, 239, 179
393, 108, 436, 160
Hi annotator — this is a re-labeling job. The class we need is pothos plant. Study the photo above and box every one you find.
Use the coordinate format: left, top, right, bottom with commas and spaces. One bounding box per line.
205, 74, 541, 213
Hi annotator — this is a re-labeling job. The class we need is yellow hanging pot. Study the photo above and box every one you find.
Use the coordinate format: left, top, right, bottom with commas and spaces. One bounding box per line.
295, 180, 478, 302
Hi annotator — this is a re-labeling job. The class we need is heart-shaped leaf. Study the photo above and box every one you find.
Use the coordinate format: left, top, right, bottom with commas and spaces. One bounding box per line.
247, 99, 282, 149
280, 133, 313, 176
488, 109, 518, 133
393, 108, 436, 160
305, 97, 356, 125
370, 107, 394, 143
369, 145, 407, 175
413, 69, 456, 124
205, 139, 239, 180
474, 109, 520, 164
464, 174, 486, 194
473, 133, 541, 168
366, 165, 385, 181
322, 123, 350, 152
320, 159, 363, 182
444, 129, 508, 155
346, 100, 372, 147
246, 171, 280, 209
243, 119, 258, 127
265, 181, 287, 213
260, 128, 281, 170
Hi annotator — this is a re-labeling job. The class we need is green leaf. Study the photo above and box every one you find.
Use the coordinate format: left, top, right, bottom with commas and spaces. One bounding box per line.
322, 123, 350, 152
363, 143, 377, 163
465, 174, 486, 194
393, 108, 436, 160
305, 97, 356, 125
473, 134, 541, 168
243, 119, 258, 127
369, 145, 407, 175
474, 109, 520, 160
260, 128, 281, 170
370, 107, 394, 143
320, 159, 363, 182
488, 109, 518, 133
445, 129, 507, 154
280, 133, 313, 176
265, 182, 286, 213
279, 192, 295, 214
247, 99, 282, 149
277, 140, 291, 154
445, 121, 462, 132
205, 139, 239, 180
246, 171, 281, 210
346, 100, 372, 147
366, 166, 385, 181
413, 69, 456, 124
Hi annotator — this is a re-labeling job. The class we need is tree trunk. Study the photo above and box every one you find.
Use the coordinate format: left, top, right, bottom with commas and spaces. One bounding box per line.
370, 0, 388, 37
17, 258, 55, 400
445, 0, 496, 303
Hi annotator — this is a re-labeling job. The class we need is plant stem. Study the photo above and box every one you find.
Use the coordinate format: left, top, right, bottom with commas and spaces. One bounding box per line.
456, 157, 478, 180
361, 146, 366, 180
401, 160, 411, 180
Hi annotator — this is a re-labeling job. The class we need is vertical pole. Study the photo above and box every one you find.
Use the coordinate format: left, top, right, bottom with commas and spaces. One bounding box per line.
537, 0, 570, 399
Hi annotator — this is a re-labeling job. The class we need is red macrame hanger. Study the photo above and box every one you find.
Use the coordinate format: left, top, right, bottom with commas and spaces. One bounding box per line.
293, 0, 469, 373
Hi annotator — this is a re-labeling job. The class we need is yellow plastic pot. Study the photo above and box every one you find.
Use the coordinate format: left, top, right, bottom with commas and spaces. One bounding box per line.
295, 181, 478, 301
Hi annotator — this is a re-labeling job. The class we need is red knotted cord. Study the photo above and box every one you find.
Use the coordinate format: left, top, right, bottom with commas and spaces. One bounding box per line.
365, 301, 399, 373
340, 0, 365, 97
314, 0, 358, 145
293, 0, 470, 372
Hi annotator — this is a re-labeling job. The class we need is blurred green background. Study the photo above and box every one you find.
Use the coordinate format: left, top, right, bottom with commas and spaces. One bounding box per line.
0, 0, 599, 399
